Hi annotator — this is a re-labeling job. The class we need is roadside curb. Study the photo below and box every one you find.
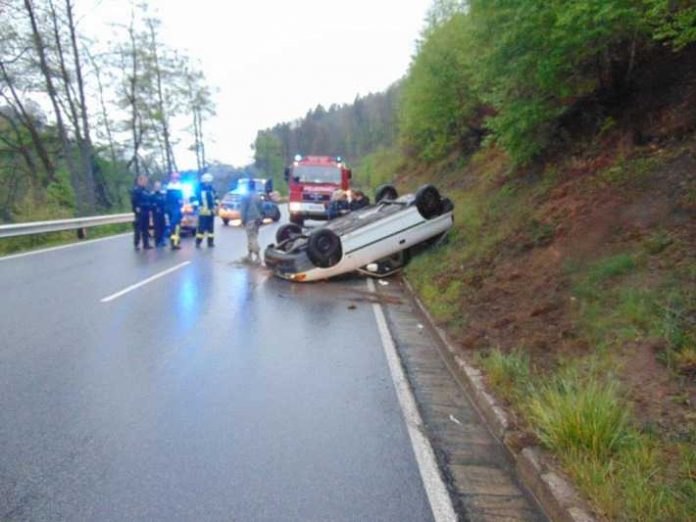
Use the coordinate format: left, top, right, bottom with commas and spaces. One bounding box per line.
401, 277, 596, 522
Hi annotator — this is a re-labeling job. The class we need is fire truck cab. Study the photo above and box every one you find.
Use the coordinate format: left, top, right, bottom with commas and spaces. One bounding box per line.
285, 155, 352, 227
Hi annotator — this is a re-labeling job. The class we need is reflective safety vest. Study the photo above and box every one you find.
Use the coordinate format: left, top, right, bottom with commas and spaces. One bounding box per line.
196, 184, 218, 216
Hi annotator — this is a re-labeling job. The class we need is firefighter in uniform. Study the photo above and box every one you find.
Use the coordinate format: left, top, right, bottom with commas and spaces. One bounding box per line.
131, 174, 152, 250
195, 172, 219, 248
151, 180, 167, 247
166, 172, 184, 250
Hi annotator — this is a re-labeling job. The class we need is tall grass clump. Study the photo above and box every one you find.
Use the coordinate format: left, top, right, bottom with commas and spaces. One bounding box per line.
528, 376, 632, 460
477, 348, 531, 402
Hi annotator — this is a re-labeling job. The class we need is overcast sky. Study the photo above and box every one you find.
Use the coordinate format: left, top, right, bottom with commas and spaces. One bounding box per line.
81, 0, 432, 168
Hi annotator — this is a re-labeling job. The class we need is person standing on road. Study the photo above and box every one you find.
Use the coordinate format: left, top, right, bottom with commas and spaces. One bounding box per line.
131, 174, 152, 251
194, 173, 219, 248
166, 172, 184, 250
151, 181, 167, 247
239, 179, 264, 263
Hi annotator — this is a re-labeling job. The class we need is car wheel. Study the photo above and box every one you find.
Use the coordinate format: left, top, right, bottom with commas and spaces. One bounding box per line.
375, 184, 398, 203
415, 184, 443, 219
222, 219, 229, 226
290, 214, 304, 227
307, 229, 342, 268
276, 223, 302, 244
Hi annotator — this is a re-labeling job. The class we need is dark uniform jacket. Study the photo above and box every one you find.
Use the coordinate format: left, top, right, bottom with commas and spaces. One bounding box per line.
131, 186, 151, 214
195, 184, 219, 216
165, 183, 184, 215
151, 190, 166, 215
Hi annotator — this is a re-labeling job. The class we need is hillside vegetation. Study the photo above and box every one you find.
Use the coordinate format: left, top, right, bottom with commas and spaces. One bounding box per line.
258, 1, 696, 519
376, 2, 695, 520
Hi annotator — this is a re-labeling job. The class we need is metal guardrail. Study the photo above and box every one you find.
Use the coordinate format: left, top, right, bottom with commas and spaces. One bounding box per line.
0, 213, 135, 239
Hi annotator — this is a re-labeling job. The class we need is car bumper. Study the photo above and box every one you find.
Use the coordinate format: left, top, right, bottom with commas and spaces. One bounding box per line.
180, 216, 197, 229
263, 246, 319, 281
219, 210, 241, 220
288, 202, 328, 220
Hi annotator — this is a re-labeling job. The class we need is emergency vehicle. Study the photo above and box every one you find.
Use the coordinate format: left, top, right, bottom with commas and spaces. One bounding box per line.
285, 155, 352, 227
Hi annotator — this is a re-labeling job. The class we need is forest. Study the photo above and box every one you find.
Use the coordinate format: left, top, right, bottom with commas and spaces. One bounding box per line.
0, 0, 215, 224
255, 0, 695, 172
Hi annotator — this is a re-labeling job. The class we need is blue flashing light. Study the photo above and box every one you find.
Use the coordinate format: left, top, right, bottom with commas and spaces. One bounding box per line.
182, 183, 195, 199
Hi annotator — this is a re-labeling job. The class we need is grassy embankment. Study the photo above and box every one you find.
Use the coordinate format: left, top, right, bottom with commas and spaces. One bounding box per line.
354, 137, 695, 520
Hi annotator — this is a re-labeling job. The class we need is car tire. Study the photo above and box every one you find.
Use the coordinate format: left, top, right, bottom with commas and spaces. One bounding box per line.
222, 219, 229, 226
307, 229, 342, 268
375, 184, 398, 203
276, 223, 302, 244
415, 184, 443, 219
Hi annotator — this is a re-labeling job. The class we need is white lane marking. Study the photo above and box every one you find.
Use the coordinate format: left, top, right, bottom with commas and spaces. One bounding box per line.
366, 278, 458, 522
0, 233, 131, 263
100, 261, 191, 303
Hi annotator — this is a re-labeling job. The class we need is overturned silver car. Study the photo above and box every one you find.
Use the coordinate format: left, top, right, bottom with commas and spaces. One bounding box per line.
264, 184, 453, 282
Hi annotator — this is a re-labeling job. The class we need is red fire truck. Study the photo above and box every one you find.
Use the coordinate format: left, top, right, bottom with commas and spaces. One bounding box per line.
284, 155, 352, 226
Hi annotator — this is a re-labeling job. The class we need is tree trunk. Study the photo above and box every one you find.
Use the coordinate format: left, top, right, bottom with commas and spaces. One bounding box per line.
0, 112, 39, 181
47, 0, 96, 213
23, 0, 83, 215
85, 49, 118, 166
128, 11, 140, 179
0, 61, 56, 184
147, 19, 175, 175
65, 0, 110, 208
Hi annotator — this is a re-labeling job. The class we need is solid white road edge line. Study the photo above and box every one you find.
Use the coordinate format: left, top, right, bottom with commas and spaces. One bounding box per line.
100, 261, 191, 303
366, 278, 458, 522
0, 233, 131, 262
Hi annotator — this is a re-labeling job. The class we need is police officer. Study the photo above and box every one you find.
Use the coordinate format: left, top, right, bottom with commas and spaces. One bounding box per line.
195, 173, 219, 248
166, 172, 184, 250
151, 180, 167, 247
131, 174, 152, 250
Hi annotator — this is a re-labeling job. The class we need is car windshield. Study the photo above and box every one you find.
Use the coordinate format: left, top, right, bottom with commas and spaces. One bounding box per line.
293, 166, 341, 184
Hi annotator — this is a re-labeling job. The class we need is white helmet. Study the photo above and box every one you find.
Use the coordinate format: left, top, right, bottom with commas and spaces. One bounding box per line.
201, 173, 213, 183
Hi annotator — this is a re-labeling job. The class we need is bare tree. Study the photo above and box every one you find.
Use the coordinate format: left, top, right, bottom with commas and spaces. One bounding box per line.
23, 0, 84, 213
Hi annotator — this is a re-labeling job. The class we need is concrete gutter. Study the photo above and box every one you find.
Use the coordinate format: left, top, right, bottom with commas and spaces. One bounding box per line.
402, 277, 596, 522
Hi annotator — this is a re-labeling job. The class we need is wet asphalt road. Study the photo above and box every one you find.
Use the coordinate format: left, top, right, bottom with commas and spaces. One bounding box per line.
0, 218, 434, 521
